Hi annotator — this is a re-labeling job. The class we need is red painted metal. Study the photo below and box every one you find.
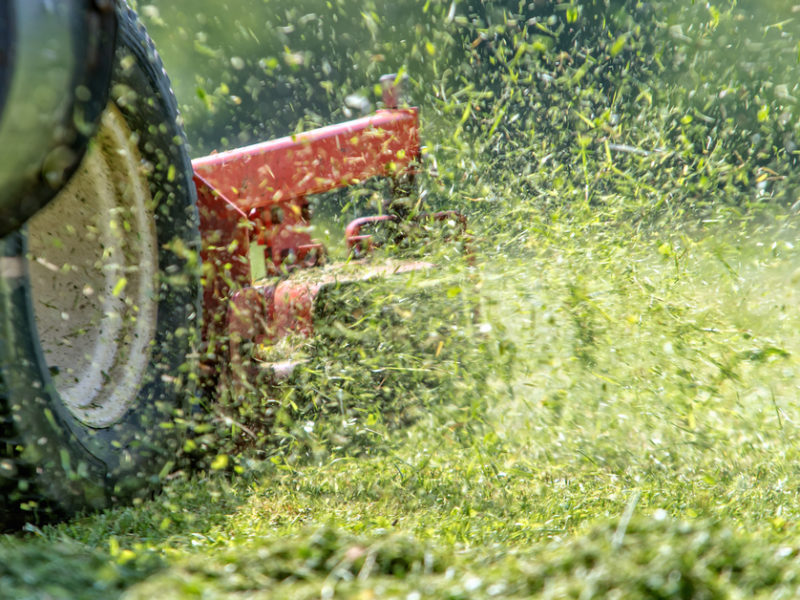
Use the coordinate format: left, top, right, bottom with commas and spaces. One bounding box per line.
192, 109, 419, 212
345, 211, 470, 257
195, 173, 251, 346
193, 108, 421, 279
223, 260, 439, 384
345, 215, 396, 257
190, 80, 468, 387
225, 260, 438, 348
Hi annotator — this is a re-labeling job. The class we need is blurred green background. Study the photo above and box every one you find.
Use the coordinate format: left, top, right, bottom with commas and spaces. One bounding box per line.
133, 0, 799, 158
131, 0, 460, 155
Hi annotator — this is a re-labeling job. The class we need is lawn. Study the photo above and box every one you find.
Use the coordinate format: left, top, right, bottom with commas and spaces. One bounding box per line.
6, 201, 800, 598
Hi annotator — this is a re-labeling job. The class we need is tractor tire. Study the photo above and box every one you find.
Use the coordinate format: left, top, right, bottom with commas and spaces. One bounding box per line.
0, 3, 201, 527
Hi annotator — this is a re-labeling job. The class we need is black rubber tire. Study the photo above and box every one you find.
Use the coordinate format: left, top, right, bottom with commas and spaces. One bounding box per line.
0, 0, 117, 238
0, 2, 200, 528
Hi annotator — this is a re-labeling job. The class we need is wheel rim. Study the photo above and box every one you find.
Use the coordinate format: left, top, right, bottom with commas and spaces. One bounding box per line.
26, 103, 158, 428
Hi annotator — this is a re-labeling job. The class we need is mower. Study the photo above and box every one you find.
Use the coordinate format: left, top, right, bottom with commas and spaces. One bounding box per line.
0, 0, 468, 524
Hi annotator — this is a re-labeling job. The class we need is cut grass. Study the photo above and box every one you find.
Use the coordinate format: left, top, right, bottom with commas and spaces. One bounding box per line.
7, 203, 800, 598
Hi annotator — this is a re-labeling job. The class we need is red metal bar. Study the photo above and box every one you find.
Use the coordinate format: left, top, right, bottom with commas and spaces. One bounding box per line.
192, 107, 420, 275
345, 215, 396, 257
195, 173, 251, 345
345, 211, 469, 257
192, 108, 420, 212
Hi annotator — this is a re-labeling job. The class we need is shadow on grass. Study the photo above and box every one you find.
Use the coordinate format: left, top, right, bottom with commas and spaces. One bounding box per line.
0, 473, 248, 600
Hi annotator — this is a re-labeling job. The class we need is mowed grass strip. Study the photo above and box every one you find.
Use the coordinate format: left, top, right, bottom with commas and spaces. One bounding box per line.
5, 207, 800, 598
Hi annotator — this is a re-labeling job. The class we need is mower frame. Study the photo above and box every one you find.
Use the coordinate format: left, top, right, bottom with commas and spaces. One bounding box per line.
190, 76, 464, 384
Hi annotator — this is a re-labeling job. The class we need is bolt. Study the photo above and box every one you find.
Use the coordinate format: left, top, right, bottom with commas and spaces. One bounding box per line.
92, 0, 113, 13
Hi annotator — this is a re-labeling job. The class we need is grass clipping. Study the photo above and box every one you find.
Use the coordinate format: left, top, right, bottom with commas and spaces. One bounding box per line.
205, 247, 494, 462
120, 516, 800, 599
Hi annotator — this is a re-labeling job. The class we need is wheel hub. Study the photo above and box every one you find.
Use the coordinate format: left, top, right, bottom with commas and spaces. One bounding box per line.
26, 103, 158, 428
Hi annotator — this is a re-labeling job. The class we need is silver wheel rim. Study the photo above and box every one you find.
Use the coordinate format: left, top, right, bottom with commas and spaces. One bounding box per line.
27, 103, 158, 428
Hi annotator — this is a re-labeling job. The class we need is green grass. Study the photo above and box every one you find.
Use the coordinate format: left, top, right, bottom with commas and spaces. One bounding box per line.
7, 203, 800, 598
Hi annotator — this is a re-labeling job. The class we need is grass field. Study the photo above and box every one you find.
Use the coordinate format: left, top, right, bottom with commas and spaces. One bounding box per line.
6, 198, 800, 598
